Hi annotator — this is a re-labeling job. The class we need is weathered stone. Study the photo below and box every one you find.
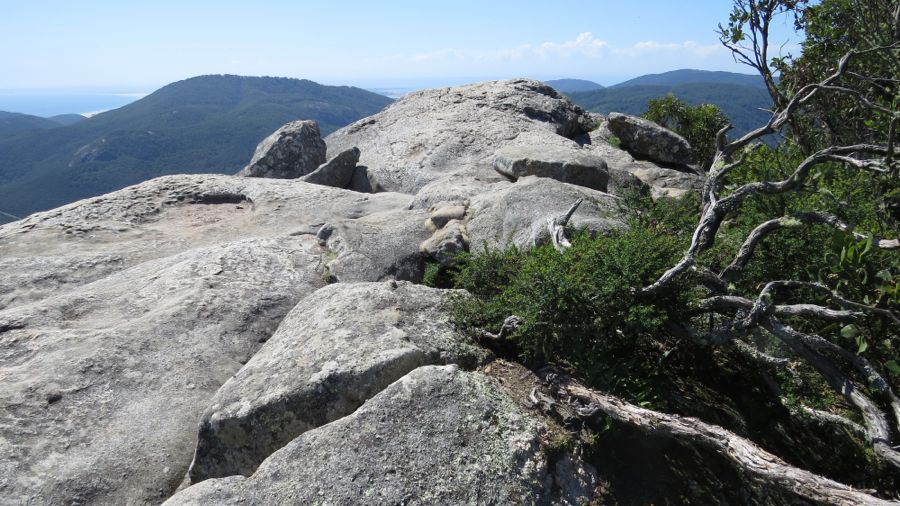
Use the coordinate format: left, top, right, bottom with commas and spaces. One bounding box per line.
0, 238, 323, 505
0, 175, 411, 309
493, 144, 609, 192
167, 365, 596, 506
467, 176, 625, 250
299, 146, 360, 188
187, 282, 490, 481
237, 120, 326, 178
326, 79, 595, 194
576, 129, 701, 198
606, 112, 695, 167
427, 204, 466, 230
420, 219, 469, 264
317, 209, 432, 282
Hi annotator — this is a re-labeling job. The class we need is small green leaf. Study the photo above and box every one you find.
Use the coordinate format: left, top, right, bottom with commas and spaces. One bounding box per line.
841, 324, 861, 339
886, 360, 900, 375
856, 336, 868, 355
876, 269, 893, 282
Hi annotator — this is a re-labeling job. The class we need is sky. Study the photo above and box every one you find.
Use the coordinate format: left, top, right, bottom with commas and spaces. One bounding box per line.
0, 0, 804, 92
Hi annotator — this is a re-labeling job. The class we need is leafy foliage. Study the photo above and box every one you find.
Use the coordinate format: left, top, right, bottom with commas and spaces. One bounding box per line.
642, 94, 730, 168
568, 82, 771, 138
452, 196, 698, 406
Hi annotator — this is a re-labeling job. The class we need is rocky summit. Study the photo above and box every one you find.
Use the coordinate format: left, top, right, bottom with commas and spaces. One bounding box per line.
0, 79, 702, 505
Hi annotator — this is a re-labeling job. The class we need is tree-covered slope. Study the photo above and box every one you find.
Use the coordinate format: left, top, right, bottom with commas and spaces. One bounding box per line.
567, 83, 771, 137
0, 75, 393, 221
611, 69, 766, 88
0, 111, 62, 138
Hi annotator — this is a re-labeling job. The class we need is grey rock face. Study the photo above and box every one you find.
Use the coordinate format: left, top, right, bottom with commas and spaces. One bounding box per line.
606, 112, 695, 167
237, 120, 327, 178
421, 219, 469, 265
317, 209, 432, 282
467, 176, 625, 250
427, 204, 466, 230
168, 365, 595, 506
493, 143, 609, 192
299, 146, 360, 188
0, 175, 411, 309
326, 79, 595, 194
188, 282, 490, 481
577, 129, 701, 198
0, 238, 324, 505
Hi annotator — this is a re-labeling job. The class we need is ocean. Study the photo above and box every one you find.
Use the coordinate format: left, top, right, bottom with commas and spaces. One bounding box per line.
0, 91, 145, 117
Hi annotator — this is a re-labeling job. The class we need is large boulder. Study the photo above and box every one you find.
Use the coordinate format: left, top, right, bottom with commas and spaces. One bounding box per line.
0, 238, 324, 505
167, 365, 596, 506
605, 112, 695, 167
577, 129, 701, 198
467, 176, 625, 250
299, 146, 360, 188
326, 79, 595, 194
493, 143, 609, 192
187, 282, 490, 482
237, 120, 327, 179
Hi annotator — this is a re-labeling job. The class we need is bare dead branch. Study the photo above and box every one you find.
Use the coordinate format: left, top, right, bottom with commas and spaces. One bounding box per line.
549, 372, 894, 505
547, 198, 582, 253
699, 295, 863, 322
721, 212, 899, 281
795, 405, 867, 437
764, 318, 900, 472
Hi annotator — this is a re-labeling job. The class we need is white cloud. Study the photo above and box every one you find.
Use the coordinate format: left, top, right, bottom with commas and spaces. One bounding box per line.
536, 32, 609, 58
367, 33, 727, 67
615, 40, 723, 58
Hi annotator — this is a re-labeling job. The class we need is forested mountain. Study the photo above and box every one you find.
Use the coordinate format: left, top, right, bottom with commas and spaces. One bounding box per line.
0, 111, 64, 137
0, 75, 393, 222
610, 69, 766, 88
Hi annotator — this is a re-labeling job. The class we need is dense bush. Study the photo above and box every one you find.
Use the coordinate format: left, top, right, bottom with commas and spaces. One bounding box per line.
451, 194, 700, 405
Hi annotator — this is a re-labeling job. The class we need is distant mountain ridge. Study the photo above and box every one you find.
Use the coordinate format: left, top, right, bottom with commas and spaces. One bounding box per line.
0, 111, 83, 137
543, 79, 604, 93
0, 75, 393, 222
611, 69, 767, 88
548, 70, 772, 140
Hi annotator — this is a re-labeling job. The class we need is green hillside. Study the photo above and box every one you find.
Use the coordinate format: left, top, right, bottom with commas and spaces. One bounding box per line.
568, 83, 772, 137
611, 69, 766, 88
0, 75, 393, 221
0, 111, 62, 137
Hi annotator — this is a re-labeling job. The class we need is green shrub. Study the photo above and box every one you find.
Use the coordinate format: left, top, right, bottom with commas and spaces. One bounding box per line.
452, 207, 698, 405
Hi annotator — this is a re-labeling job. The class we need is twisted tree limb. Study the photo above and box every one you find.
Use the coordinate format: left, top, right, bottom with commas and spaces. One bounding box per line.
548, 372, 895, 505
721, 212, 900, 282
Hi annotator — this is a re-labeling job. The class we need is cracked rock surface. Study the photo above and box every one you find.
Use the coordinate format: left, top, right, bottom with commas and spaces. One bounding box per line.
168, 365, 596, 506
188, 281, 490, 482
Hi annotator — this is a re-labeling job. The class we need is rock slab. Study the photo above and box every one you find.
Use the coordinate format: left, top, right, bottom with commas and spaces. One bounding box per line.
606, 112, 694, 167
188, 281, 490, 481
168, 365, 595, 506
300, 146, 361, 188
237, 120, 327, 178
493, 144, 609, 192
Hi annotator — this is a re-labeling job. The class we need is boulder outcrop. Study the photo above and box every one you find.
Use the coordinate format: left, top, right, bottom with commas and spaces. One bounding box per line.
167, 365, 596, 506
237, 120, 327, 178
605, 112, 695, 167
467, 176, 625, 250
0, 78, 707, 506
188, 282, 490, 482
299, 146, 360, 188
493, 143, 609, 192
326, 79, 595, 194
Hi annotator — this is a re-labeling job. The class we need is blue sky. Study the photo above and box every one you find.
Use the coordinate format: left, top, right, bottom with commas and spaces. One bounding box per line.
0, 0, 803, 90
